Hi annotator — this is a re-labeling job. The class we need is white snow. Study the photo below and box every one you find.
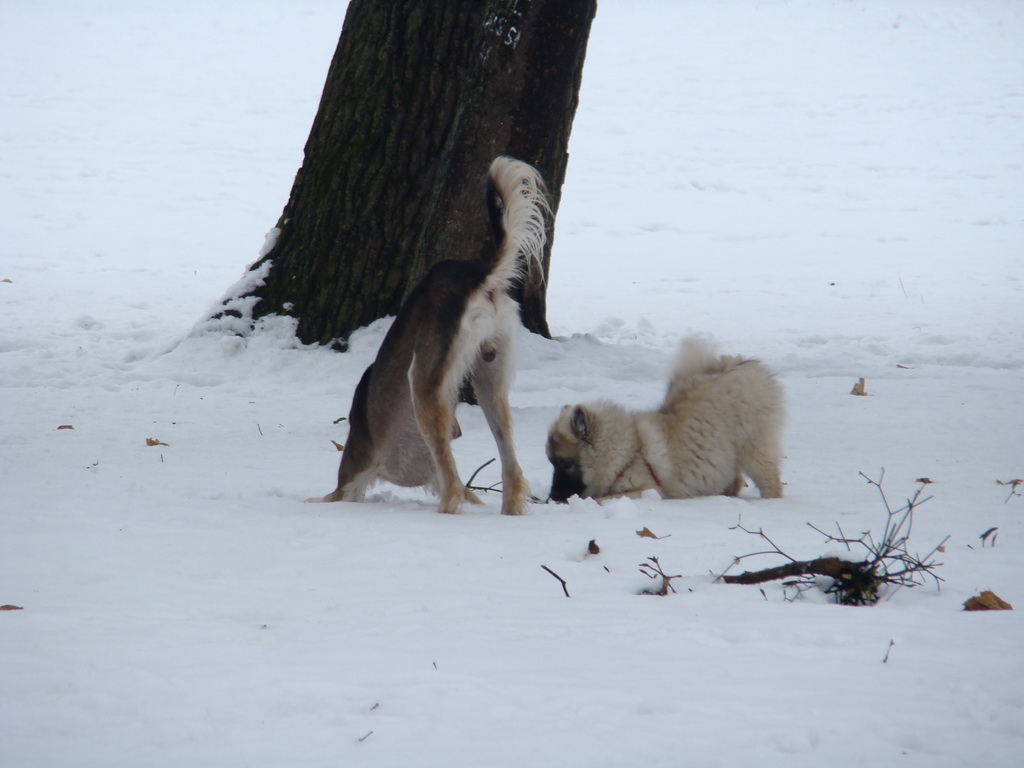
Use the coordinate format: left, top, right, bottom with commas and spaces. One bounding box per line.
2, 1, 1023, 766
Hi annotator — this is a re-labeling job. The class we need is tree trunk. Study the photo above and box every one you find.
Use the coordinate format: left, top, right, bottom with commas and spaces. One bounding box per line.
221, 0, 596, 347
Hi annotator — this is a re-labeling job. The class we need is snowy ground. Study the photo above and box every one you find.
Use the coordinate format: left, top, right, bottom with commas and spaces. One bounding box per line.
2, 1, 1023, 766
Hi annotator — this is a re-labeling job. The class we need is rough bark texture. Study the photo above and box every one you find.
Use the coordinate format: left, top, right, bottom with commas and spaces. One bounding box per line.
227, 0, 596, 347
721, 557, 874, 586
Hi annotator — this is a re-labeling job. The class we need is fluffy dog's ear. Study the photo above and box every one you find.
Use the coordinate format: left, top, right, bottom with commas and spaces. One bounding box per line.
570, 405, 591, 443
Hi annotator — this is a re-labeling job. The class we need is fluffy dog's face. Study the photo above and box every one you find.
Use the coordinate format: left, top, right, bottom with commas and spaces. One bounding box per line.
546, 405, 593, 502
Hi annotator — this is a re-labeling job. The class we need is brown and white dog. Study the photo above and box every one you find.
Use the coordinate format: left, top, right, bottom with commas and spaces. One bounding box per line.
546, 338, 784, 502
307, 157, 549, 515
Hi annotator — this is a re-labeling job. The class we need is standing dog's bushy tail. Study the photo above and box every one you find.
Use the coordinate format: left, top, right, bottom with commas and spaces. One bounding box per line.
484, 157, 550, 294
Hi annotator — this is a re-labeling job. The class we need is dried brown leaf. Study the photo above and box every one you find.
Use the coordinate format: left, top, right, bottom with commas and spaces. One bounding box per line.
57, 424, 74, 430
963, 591, 1013, 611
850, 378, 868, 396
1, 605, 24, 611
145, 438, 169, 447
636, 527, 670, 540
331, 440, 345, 452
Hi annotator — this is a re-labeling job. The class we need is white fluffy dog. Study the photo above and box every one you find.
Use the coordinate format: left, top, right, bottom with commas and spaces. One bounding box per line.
546, 338, 784, 502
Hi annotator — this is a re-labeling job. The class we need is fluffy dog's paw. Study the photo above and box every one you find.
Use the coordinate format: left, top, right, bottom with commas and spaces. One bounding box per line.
500, 481, 531, 516
500, 491, 530, 515
305, 490, 344, 503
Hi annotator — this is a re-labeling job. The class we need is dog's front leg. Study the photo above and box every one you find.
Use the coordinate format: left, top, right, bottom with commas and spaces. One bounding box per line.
472, 350, 529, 516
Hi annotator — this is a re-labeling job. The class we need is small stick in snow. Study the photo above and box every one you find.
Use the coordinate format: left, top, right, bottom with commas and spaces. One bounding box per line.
541, 565, 570, 597
979, 527, 998, 547
997, 478, 1022, 504
882, 639, 895, 664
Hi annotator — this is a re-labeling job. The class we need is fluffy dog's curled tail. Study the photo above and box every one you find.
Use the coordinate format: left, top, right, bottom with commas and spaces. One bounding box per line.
664, 337, 751, 403
674, 337, 750, 377
673, 337, 723, 378
484, 156, 550, 294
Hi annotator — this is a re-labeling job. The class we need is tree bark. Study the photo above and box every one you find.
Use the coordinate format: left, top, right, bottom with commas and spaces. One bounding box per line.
221, 0, 596, 347
721, 557, 873, 585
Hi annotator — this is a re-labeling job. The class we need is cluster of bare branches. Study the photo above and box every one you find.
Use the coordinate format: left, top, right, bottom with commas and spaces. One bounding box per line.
718, 471, 948, 605
638, 556, 682, 596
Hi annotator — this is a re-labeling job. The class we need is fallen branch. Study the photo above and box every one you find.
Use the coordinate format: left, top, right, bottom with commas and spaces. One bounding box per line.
722, 556, 873, 586
717, 471, 947, 605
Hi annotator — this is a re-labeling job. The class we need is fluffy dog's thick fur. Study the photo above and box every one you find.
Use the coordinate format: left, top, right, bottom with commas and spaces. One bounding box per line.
308, 157, 549, 515
546, 338, 784, 502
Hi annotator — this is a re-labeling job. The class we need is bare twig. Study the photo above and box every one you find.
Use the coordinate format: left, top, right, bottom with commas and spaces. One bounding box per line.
541, 565, 570, 597
465, 459, 545, 502
882, 639, 895, 664
997, 478, 1022, 504
728, 519, 797, 563
717, 518, 796, 582
807, 521, 854, 552
465, 458, 503, 494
